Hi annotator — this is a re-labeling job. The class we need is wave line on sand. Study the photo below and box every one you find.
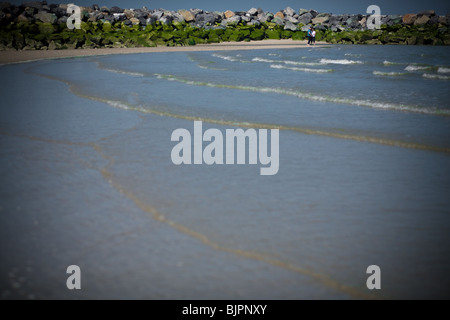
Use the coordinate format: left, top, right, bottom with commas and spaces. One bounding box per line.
154, 73, 450, 117
26, 63, 450, 154
92, 141, 379, 300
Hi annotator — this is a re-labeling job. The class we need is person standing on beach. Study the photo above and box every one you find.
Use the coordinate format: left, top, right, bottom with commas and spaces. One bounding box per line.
307, 26, 313, 46
311, 27, 316, 46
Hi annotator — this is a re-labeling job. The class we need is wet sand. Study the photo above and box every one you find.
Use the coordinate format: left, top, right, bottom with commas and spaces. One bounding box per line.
0, 39, 327, 64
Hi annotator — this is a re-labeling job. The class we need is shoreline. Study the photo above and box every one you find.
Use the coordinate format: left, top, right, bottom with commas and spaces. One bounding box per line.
0, 40, 327, 65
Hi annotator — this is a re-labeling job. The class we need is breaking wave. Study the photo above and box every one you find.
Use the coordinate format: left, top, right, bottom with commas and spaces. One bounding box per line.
373, 71, 408, 77
154, 73, 449, 116
270, 64, 333, 73
319, 59, 363, 65
437, 67, 450, 74
404, 65, 433, 72
422, 73, 450, 80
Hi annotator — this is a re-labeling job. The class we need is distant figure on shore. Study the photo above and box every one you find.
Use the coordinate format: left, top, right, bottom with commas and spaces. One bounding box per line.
307, 26, 316, 46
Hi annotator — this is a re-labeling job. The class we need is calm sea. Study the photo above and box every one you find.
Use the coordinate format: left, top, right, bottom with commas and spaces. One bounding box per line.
1, 45, 449, 299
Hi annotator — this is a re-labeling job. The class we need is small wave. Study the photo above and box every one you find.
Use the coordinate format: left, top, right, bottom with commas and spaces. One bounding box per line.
437, 67, 450, 74
252, 57, 275, 63
404, 65, 432, 72
212, 53, 249, 63
344, 53, 363, 57
253, 57, 322, 66
268, 53, 281, 57
90, 96, 450, 154
319, 59, 363, 65
154, 74, 448, 116
383, 60, 400, 66
97, 64, 145, 77
26, 68, 450, 155
103, 68, 145, 77
105, 100, 130, 110
212, 53, 239, 62
197, 64, 228, 71
271, 64, 333, 73
422, 73, 450, 80
373, 71, 408, 77
283, 60, 323, 66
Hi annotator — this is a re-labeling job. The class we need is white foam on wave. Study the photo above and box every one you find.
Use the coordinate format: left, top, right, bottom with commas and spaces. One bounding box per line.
319, 59, 363, 65
344, 53, 362, 57
383, 60, 399, 66
404, 65, 431, 72
212, 53, 239, 62
197, 64, 228, 71
212, 53, 250, 63
253, 57, 322, 66
373, 71, 407, 77
283, 60, 323, 66
270, 64, 333, 73
102, 67, 145, 77
437, 67, 450, 74
422, 73, 450, 80
252, 57, 275, 63
105, 100, 130, 110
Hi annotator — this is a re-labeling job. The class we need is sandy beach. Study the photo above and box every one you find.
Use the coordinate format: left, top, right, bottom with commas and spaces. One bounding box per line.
0, 39, 327, 64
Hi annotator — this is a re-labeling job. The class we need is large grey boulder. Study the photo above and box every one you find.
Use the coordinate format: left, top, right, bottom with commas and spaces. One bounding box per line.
299, 9, 308, 15
191, 8, 203, 15
196, 13, 216, 25
35, 11, 57, 24
257, 12, 268, 22
160, 15, 172, 25
315, 24, 328, 31
429, 15, 439, 25
172, 12, 185, 23
284, 21, 298, 31
283, 7, 296, 17
328, 15, 339, 25
248, 8, 258, 16
312, 16, 329, 24
300, 25, 311, 31
248, 19, 260, 26
298, 12, 313, 24
272, 16, 285, 25
110, 6, 123, 14
221, 15, 241, 26
309, 10, 318, 18
381, 15, 391, 25
285, 16, 298, 24
414, 15, 430, 25
113, 13, 126, 22
345, 16, 359, 25
146, 16, 157, 25
152, 10, 164, 20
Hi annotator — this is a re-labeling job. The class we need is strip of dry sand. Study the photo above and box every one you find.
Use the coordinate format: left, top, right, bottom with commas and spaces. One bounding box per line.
0, 39, 327, 65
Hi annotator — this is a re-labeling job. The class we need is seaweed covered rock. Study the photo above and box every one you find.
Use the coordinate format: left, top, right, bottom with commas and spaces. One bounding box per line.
35, 11, 57, 24
0, 3, 448, 50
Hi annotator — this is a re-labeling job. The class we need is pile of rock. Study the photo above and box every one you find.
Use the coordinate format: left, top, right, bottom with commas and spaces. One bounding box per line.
0, 2, 449, 49
1, 2, 449, 31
